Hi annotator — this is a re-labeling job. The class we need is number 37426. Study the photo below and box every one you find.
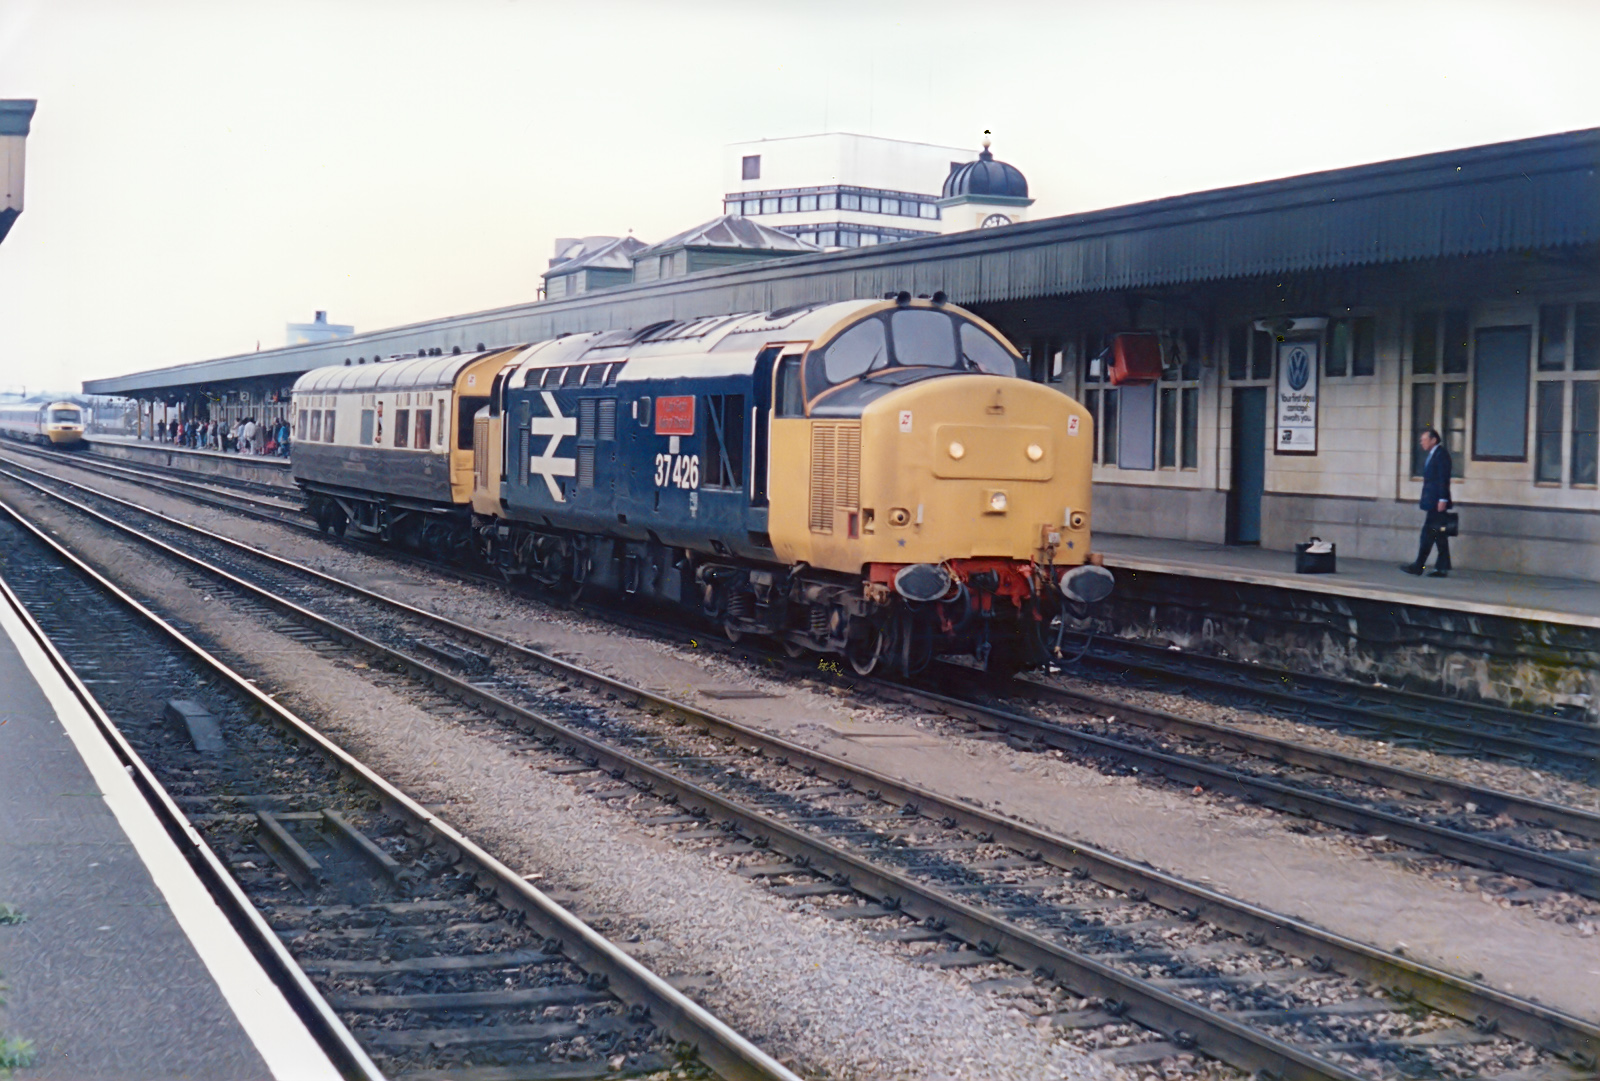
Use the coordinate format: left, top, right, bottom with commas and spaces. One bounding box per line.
654, 453, 699, 489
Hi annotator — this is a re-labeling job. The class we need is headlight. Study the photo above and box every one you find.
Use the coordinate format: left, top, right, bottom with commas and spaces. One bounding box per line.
1026, 444, 1044, 461
988, 491, 1008, 513
948, 441, 965, 459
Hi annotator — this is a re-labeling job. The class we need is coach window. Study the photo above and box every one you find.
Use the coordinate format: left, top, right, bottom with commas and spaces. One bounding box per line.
310, 410, 323, 442
323, 408, 337, 443
297, 410, 309, 442
394, 408, 411, 448
1532, 302, 1600, 486
1407, 309, 1469, 477
414, 408, 431, 449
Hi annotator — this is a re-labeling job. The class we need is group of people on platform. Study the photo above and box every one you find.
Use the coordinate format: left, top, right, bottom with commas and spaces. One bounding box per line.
157, 416, 291, 457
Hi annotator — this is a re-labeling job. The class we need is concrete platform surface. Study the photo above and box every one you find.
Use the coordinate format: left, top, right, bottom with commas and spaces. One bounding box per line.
0, 584, 338, 1079
1097, 532, 1600, 630
85, 434, 293, 471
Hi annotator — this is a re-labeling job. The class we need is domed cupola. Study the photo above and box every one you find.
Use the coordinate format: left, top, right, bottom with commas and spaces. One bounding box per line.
937, 132, 1036, 233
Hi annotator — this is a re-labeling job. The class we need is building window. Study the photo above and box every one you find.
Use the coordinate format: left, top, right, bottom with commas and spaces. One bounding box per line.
819, 192, 838, 211
920, 202, 938, 219
1325, 317, 1376, 377
724, 200, 741, 216
1528, 303, 1600, 486
780, 195, 798, 213
760, 197, 778, 214
743, 199, 760, 215
840, 193, 860, 211
742, 155, 760, 180
1081, 335, 1119, 466
799, 231, 817, 245
860, 233, 879, 246
860, 195, 880, 213
839, 231, 860, 247
1407, 310, 1469, 476
799, 194, 817, 212
818, 230, 837, 247
1225, 323, 1275, 382
879, 197, 898, 216
1158, 331, 1201, 470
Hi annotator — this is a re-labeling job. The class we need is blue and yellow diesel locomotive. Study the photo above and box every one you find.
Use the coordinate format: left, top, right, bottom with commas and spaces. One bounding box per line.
291, 297, 1111, 673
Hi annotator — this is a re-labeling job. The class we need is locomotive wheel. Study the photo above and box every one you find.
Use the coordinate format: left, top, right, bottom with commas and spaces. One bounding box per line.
845, 622, 884, 676
781, 637, 807, 659
723, 619, 742, 644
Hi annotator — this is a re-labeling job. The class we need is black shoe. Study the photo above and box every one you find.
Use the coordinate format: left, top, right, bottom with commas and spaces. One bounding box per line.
1399, 563, 1424, 576
1428, 568, 1449, 578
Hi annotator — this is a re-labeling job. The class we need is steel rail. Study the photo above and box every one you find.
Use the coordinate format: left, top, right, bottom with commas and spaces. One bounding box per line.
930, 663, 1600, 839
0, 569, 385, 1081
1069, 636, 1600, 764
0, 492, 800, 1081
5, 466, 1596, 1077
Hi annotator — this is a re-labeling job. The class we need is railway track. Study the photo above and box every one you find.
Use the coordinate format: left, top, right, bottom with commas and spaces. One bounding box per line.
1059, 636, 1600, 772
0, 491, 795, 1081
5, 449, 1599, 899
8, 440, 1592, 781
2, 461, 1598, 1080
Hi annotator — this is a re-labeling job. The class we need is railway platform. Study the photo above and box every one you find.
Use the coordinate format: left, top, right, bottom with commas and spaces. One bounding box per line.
0, 580, 339, 1079
1093, 533, 1600, 716
83, 433, 295, 489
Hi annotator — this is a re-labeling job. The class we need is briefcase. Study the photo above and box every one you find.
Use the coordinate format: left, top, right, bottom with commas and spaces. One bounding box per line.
1437, 512, 1460, 538
1294, 538, 1336, 574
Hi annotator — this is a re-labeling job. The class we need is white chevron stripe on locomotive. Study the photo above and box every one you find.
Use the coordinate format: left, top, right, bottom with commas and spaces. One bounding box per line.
530, 390, 577, 502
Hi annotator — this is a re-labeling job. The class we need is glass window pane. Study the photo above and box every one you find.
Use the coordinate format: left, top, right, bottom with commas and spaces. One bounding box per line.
1326, 320, 1349, 377
880, 198, 899, 215
1539, 304, 1569, 371
1573, 381, 1599, 485
920, 203, 938, 219
819, 192, 838, 210
1251, 330, 1274, 381
1158, 387, 1177, 468
1576, 303, 1600, 371
799, 194, 817, 212
1536, 381, 1564, 483
1181, 386, 1198, 469
1181, 329, 1201, 381
821, 318, 888, 384
1443, 381, 1467, 474
860, 195, 880, 213
780, 196, 798, 213
839, 231, 859, 247
394, 409, 410, 448
1410, 383, 1435, 476
818, 230, 837, 247
1085, 389, 1100, 463
724, 201, 741, 216
1412, 311, 1438, 375
1352, 317, 1376, 377
743, 199, 760, 214
1471, 326, 1530, 459
1101, 389, 1118, 466
840, 193, 860, 210
959, 322, 1024, 377
1227, 324, 1248, 381
891, 310, 958, 368
1442, 309, 1470, 374
761, 197, 779, 214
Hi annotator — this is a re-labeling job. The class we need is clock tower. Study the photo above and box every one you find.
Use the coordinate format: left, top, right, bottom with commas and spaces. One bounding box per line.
936, 133, 1034, 233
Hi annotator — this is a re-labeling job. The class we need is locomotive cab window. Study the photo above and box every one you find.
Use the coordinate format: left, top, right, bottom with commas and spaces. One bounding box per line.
815, 317, 888, 394
776, 358, 803, 416
959, 322, 1025, 377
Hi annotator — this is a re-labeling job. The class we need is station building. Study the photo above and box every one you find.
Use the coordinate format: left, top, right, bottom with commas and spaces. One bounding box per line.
85, 128, 1600, 579
0, 99, 35, 245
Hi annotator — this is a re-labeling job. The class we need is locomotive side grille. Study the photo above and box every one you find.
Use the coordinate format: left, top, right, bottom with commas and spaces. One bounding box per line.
518, 429, 530, 487
578, 398, 597, 439
808, 422, 860, 534
577, 445, 596, 489
598, 398, 617, 441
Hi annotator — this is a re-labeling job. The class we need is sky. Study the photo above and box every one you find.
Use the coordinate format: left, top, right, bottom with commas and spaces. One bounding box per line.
1, 0, 1598, 394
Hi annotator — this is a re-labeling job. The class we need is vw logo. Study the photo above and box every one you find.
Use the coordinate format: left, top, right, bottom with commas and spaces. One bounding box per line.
1287, 347, 1311, 391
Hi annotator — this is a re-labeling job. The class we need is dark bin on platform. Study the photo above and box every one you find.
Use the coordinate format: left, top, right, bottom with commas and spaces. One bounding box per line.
1294, 539, 1336, 574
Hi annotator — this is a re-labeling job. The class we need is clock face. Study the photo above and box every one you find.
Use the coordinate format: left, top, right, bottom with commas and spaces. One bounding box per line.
979, 213, 1012, 228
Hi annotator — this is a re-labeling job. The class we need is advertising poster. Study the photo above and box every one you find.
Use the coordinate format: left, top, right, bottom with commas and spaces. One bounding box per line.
1275, 338, 1319, 454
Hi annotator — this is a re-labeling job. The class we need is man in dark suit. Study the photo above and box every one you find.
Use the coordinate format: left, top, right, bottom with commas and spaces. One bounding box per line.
1401, 427, 1452, 578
